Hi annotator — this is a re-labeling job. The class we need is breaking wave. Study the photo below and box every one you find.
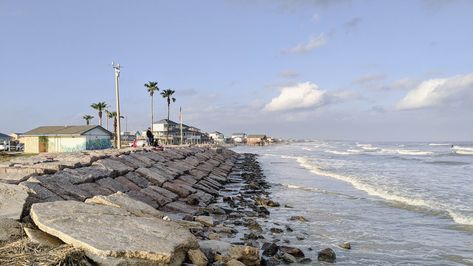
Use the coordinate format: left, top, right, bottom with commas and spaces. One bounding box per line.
452, 146, 473, 155
356, 143, 379, 151
286, 155, 473, 226
380, 149, 434, 156
323, 150, 352, 155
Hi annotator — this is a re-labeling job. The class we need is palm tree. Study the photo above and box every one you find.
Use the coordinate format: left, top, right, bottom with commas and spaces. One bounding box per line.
82, 115, 94, 125
104, 110, 111, 130
160, 89, 176, 120
108, 111, 124, 147
90, 102, 108, 127
144, 81, 159, 131
161, 89, 176, 144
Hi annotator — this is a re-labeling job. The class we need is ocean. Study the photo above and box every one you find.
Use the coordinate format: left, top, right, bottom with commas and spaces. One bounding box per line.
233, 141, 473, 265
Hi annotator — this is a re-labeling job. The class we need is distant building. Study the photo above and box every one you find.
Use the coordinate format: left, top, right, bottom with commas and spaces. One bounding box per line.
152, 119, 209, 145
209, 131, 225, 143
246, 134, 267, 146
21, 125, 112, 153
231, 133, 247, 144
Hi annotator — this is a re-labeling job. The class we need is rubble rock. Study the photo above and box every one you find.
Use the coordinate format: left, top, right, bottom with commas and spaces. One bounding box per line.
226, 259, 245, 266
0, 218, 21, 242
318, 248, 336, 263
280, 246, 305, 258
228, 245, 260, 266
0, 183, 29, 220
194, 215, 215, 227
187, 248, 208, 266
262, 242, 279, 257
339, 241, 351, 249
24, 227, 63, 247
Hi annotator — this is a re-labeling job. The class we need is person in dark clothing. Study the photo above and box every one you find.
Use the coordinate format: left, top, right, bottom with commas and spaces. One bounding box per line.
146, 128, 154, 146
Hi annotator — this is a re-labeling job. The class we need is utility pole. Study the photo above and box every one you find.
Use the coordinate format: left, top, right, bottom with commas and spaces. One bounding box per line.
112, 61, 122, 149
180, 106, 183, 145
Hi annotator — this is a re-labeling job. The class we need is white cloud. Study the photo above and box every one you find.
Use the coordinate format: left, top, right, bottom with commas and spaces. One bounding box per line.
283, 34, 326, 54
264, 82, 326, 112
311, 13, 320, 22
396, 73, 473, 110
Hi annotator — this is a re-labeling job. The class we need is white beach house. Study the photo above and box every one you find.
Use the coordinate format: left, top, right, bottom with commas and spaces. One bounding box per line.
231, 133, 247, 144
209, 131, 225, 143
152, 119, 209, 145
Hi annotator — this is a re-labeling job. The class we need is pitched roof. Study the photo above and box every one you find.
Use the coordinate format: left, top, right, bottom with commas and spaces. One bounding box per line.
153, 119, 201, 131
154, 119, 178, 125
0, 133, 11, 140
22, 125, 112, 136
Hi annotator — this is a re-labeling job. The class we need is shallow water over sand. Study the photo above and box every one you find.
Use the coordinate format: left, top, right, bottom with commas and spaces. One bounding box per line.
233, 141, 473, 265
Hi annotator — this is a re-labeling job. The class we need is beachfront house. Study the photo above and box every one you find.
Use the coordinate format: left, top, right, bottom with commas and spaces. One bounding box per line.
231, 133, 247, 144
246, 134, 268, 146
20, 125, 112, 153
152, 119, 209, 145
209, 131, 225, 143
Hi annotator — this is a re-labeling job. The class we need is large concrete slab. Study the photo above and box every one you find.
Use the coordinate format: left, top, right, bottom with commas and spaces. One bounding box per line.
161, 201, 198, 215
85, 192, 164, 219
0, 171, 33, 185
162, 181, 194, 198
19, 181, 63, 202
96, 177, 130, 193
125, 172, 151, 188
93, 158, 134, 176
129, 153, 156, 167
136, 167, 169, 186
141, 187, 172, 206
30, 201, 198, 265
0, 183, 29, 220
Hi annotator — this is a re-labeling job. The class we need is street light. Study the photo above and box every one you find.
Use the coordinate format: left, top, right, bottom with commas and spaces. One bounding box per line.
112, 61, 122, 149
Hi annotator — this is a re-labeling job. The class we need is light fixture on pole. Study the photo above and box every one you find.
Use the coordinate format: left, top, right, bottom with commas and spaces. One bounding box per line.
112, 61, 122, 149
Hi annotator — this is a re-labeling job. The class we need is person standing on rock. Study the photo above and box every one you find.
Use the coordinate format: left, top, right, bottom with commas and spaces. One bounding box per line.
146, 128, 154, 146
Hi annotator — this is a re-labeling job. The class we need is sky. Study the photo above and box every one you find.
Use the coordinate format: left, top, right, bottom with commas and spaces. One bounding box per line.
1, 0, 472, 141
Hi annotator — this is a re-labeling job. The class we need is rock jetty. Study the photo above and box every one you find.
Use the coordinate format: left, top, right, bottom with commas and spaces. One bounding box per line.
0, 146, 247, 265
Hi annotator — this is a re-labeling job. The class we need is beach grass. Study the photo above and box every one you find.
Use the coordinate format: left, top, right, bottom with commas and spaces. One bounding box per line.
0, 153, 37, 163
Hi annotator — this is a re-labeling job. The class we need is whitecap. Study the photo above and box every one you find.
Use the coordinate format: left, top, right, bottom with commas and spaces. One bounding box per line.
324, 150, 351, 155
452, 146, 473, 155
452, 145, 473, 151
380, 149, 433, 156
288, 156, 473, 226
454, 150, 473, 155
